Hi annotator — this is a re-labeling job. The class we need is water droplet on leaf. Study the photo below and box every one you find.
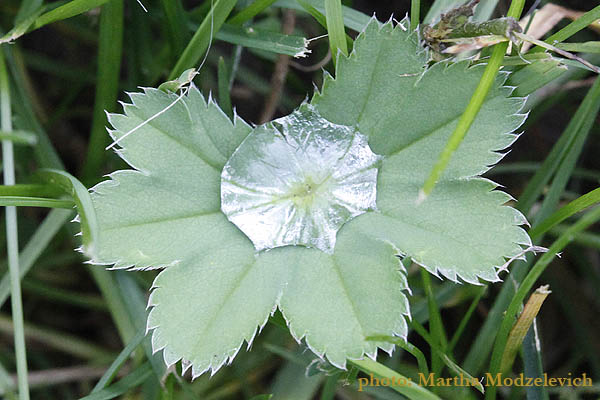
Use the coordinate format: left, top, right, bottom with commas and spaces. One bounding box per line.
221, 104, 380, 253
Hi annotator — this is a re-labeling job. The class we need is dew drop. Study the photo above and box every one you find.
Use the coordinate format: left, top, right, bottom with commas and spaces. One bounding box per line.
221, 104, 381, 253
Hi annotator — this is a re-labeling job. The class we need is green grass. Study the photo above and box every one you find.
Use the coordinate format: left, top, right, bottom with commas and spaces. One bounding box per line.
1, 0, 600, 399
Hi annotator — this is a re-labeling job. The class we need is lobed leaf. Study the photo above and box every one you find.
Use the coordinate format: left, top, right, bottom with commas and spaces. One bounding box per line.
84, 17, 533, 377
313, 19, 531, 282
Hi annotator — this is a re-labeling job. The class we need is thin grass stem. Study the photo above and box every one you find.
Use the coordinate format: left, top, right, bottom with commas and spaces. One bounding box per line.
0, 50, 30, 400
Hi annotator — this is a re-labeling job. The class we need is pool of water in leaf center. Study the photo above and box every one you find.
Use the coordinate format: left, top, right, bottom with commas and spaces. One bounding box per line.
220, 105, 381, 254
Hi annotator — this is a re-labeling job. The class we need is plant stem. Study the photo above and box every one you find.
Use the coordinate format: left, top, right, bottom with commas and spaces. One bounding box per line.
350, 358, 441, 400
0, 196, 74, 208
410, 0, 420, 31
228, 0, 279, 25
420, 0, 527, 199
324, 0, 347, 65
485, 206, 600, 400
82, 0, 123, 180
0, 50, 30, 400
530, 5, 600, 53
169, 0, 238, 80
420, 269, 447, 379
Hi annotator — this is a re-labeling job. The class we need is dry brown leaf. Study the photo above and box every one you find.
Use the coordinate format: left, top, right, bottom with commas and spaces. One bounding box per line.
520, 4, 600, 52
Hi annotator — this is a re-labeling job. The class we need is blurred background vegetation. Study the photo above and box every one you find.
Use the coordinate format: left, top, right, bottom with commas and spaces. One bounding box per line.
0, 0, 599, 399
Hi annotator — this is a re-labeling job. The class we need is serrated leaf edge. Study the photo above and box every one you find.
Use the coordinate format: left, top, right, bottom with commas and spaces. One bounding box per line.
84, 86, 251, 271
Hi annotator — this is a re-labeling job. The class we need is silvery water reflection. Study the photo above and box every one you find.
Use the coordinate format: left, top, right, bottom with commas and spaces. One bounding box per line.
221, 104, 381, 253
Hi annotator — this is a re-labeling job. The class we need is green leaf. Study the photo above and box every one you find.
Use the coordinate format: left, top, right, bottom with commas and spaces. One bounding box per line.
277, 238, 409, 369
90, 86, 409, 375
169, 0, 238, 79
0, 196, 74, 208
0, 130, 37, 145
249, 395, 273, 400
325, 0, 348, 63
229, 0, 279, 25
85, 17, 530, 378
313, 19, 531, 282
0, 7, 43, 44
147, 246, 285, 376
276, 0, 371, 32
91, 330, 146, 393
216, 24, 310, 58
79, 362, 153, 400
557, 41, 600, 54
90, 92, 251, 269
528, 187, 600, 239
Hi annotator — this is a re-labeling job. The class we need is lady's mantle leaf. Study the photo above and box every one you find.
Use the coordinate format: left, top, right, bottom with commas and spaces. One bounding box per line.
90, 87, 252, 269
86, 17, 532, 377
91, 87, 409, 375
148, 230, 409, 376
312, 19, 531, 283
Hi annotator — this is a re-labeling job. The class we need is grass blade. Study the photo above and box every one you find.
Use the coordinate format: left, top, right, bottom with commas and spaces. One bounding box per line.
532, 5, 600, 52
15, 0, 43, 24
557, 41, 600, 54
218, 57, 233, 118
0, 47, 30, 400
79, 362, 152, 400
216, 24, 309, 57
229, 0, 279, 25
114, 273, 167, 379
485, 206, 600, 400
499, 286, 551, 375
410, 319, 484, 394
420, 46, 508, 198
0, 209, 73, 309
324, 0, 347, 64
0, 184, 63, 197
439, 353, 484, 394
0, 196, 74, 208
32, 0, 112, 32
0, 8, 43, 44
351, 358, 441, 400
366, 335, 429, 376
82, 0, 124, 180
518, 78, 600, 214
410, 0, 420, 31
3, 46, 63, 169
420, 0, 526, 199
35, 169, 99, 249
0, 314, 115, 362
420, 269, 447, 378
276, 0, 371, 32
20, 279, 106, 311
506, 55, 568, 97
91, 330, 146, 393
448, 286, 486, 353
529, 187, 600, 239
549, 225, 600, 249
295, 0, 353, 52
169, 0, 238, 79
160, 0, 189, 57
528, 77, 600, 230
0, 360, 17, 400
463, 75, 600, 376
522, 323, 548, 400
0, 130, 37, 145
